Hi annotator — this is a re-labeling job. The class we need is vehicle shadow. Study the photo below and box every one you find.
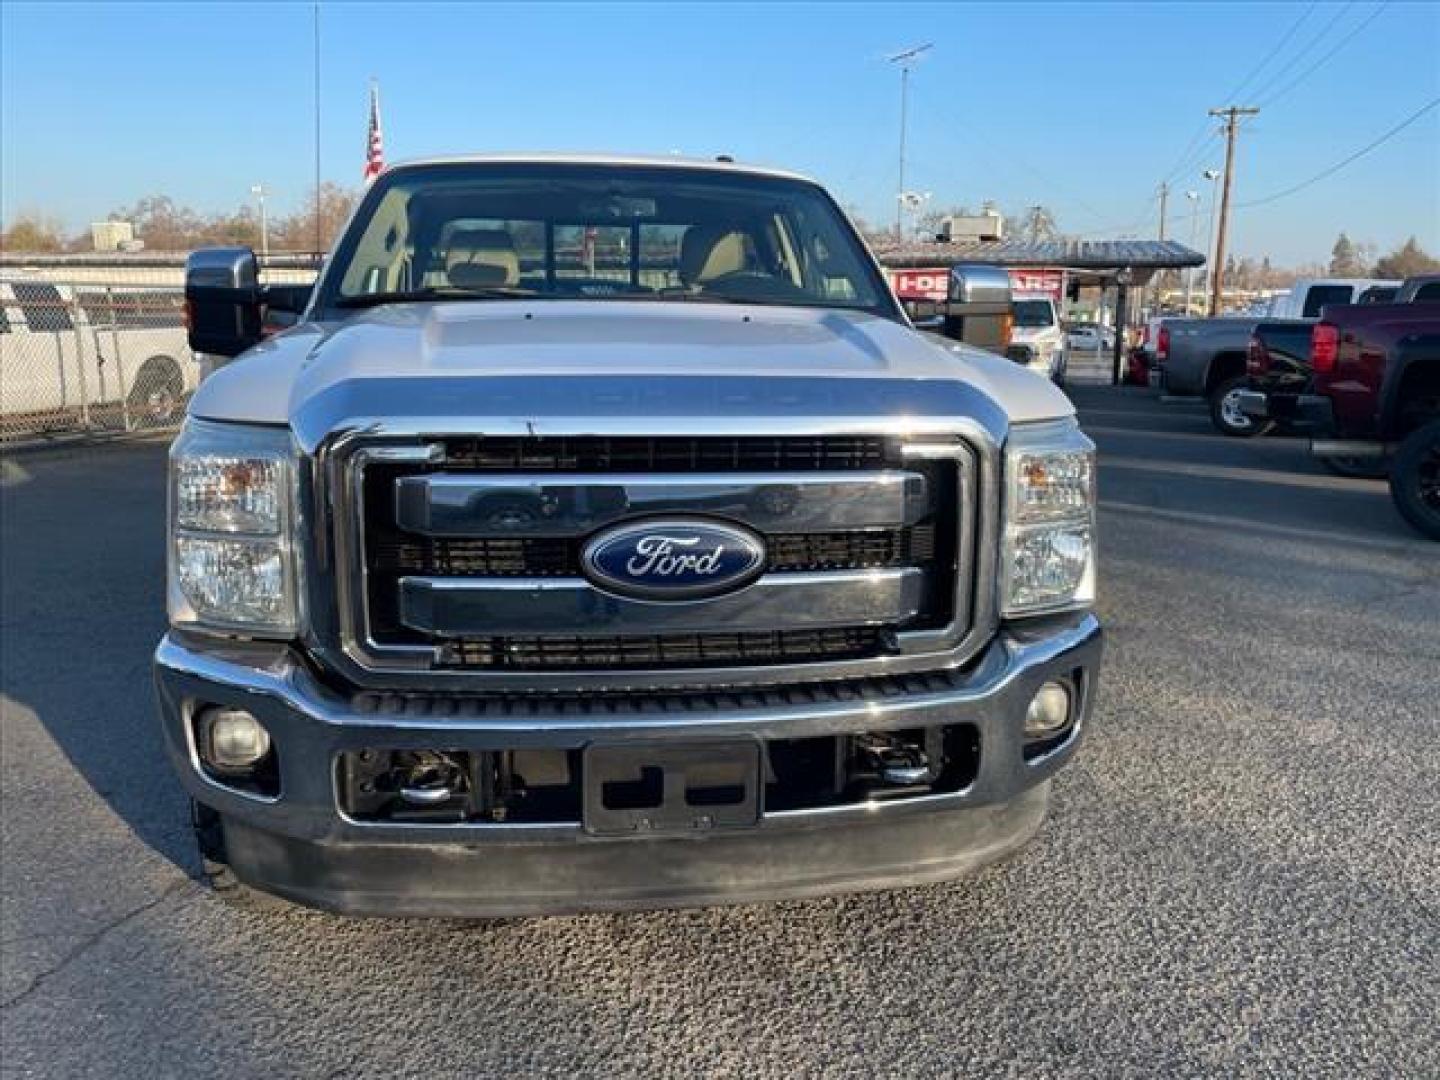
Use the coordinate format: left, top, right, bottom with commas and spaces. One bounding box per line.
0, 440, 196, 875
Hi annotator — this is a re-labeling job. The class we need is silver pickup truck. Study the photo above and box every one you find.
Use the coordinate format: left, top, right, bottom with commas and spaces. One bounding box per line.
157, 154, 1102, 916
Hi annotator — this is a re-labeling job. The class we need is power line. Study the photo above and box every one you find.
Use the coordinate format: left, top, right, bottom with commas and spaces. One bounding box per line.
1157, 4, 1313, 187
1246, 1, 1354, 102
903, 86, 1114, 228
1257, 3, 1391, 108
1163, 128, 1223, 189
1223, 2, 1317, 102
1236, 95, 1440, 209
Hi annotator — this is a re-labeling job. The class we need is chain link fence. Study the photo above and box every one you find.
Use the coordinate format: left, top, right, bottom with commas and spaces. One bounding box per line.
1, 256, 319, 445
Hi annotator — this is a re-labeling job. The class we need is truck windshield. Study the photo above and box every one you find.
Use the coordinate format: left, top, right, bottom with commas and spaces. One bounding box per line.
321, 162, 898, 319
1012, 300, 1055, 328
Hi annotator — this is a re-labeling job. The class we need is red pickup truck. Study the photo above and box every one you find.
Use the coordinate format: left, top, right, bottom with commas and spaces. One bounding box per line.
1292, 276, 1440, 538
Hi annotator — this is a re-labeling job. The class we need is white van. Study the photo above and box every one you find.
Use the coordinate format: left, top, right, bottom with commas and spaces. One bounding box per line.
0, 277, 198, 436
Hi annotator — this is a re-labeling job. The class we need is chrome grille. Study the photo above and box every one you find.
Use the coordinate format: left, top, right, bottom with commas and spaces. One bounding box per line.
332, 434, 981, 686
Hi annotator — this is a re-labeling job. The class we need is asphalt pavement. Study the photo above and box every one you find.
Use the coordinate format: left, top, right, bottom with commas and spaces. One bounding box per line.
2, 387, 1436, 1078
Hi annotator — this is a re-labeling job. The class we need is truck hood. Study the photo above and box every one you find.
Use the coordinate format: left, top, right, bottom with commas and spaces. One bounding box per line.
190, 301, 1072, 450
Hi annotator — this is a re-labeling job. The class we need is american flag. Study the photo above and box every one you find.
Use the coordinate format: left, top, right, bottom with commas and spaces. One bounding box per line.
362, 82, 384, 185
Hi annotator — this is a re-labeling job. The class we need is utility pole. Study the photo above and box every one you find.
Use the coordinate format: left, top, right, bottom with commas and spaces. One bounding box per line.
887, 43, 932, 240
1207, 106, 1258, 315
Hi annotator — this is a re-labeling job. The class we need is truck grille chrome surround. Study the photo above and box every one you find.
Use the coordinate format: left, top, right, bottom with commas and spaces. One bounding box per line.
317, 431, 998, 692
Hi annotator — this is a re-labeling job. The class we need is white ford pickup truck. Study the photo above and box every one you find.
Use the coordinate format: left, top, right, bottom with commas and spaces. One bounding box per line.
156, 154, 1102, 916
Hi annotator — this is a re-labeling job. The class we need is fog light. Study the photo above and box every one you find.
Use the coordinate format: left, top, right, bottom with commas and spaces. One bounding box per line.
1024, 682, 1072, 739
197, 706, 271, 771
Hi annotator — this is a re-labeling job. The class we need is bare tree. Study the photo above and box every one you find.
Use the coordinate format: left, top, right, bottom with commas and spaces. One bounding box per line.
273, 183, 359, 253
1, 211, 70, 252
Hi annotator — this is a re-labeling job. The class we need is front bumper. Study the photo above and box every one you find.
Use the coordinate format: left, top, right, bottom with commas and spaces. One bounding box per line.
154, 614, 1102, 916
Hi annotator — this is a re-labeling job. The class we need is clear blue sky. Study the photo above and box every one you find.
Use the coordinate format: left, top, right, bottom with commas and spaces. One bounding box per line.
3, 1, 1437, 265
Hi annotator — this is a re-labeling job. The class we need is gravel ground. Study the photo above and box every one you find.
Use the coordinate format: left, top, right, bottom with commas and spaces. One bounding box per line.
2, 387, 1436, 1078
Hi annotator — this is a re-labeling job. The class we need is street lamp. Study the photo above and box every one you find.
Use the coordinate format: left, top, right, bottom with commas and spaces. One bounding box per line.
250, 184, 270, 258
1184, 190, 1200, 314
897, 190, 931, 241
1202, 168, 1220, 303
886, 43, 933, 240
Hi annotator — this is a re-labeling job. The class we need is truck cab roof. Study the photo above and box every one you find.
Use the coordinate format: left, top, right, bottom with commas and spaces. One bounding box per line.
385, 152, 815, 184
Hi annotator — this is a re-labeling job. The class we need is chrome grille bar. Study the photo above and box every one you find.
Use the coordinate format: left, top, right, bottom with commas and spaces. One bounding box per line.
397, 569, 925, 637
394, 471, 929, 537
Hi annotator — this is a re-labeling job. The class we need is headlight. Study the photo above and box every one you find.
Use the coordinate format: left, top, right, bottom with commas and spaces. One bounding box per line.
168, 420, 299, 636
1001, 419, 1096, 616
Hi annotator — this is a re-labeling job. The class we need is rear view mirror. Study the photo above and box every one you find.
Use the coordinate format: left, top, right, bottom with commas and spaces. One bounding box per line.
185, 248, 262, 357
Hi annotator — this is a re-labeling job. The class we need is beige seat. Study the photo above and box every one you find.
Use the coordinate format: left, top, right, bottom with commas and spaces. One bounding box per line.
444, 229, 520, 288
678, 226, 750, 287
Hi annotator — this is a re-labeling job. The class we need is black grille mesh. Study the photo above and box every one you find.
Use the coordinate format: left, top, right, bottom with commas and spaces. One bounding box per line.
371, 526, 935, 578
440, 435, 901, 473
441, 628, 883, 670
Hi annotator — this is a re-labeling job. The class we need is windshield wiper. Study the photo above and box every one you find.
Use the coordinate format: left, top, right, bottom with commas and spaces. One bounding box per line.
335, 286, 539, 308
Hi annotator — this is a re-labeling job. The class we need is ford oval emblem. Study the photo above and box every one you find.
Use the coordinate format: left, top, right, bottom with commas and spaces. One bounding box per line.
581, 519, 767, 601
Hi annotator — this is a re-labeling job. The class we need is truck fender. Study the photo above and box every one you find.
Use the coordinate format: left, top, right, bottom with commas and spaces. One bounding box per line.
1378, 334, 1440, 437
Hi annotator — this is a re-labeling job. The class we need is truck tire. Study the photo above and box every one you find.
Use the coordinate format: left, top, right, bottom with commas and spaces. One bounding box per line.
128, 356, 186, 426
1388, 419, 1440, 541
190, 799, 290, 913
1209, 376, 1273, 437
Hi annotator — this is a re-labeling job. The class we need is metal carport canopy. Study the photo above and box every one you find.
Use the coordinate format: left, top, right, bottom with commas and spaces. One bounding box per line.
871, 239, 1205, 286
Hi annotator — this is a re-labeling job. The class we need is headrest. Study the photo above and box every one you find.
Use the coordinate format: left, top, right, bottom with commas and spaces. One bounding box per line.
445, 228, 519, 287
679, 226, 748, 285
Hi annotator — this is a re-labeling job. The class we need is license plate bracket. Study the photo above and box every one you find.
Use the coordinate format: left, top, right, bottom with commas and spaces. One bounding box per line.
582, 740, 762, 836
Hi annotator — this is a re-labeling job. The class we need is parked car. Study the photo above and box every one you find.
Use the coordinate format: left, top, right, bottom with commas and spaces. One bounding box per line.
0, 277, 196, 437
158, 154, 1103, 917
1158, 278, 1401, 436
1065, 322, 1114, 352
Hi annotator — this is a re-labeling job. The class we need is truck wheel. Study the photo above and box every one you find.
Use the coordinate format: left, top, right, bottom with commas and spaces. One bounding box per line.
128, 356, 186, 426
1209, 376, 1272, 437
190, 799, 290, 913
1388, 419, 1440, 541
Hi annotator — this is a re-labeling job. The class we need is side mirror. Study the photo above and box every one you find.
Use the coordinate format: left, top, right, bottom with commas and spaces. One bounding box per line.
938, 264, 1014, 354
185, 247, 262, 357
948, 264, 1012, 305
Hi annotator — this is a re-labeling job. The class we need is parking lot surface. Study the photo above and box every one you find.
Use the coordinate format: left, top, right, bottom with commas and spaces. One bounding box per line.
2, 386, 1436, 1078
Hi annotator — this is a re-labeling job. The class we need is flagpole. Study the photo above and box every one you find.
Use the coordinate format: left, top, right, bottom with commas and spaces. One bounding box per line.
312, 1, 322, 258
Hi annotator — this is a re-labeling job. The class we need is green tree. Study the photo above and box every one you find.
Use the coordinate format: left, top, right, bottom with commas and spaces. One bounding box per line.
1373, 236, 1440, 279
1328, 232, 1367, 276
